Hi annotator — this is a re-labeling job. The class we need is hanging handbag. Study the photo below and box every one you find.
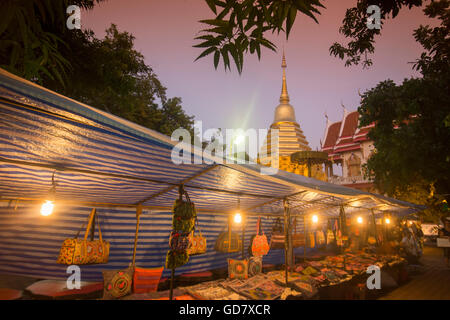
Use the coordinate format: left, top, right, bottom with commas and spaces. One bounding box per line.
251, 217, 270, 256
270, 218, 285, 249
316, 230, 326, 245
187, 217, 207, 256
307, 232, 315, 248
215, 218, 242, 253
291, 217, 305, 248
172, 189, 197, 233
57, 208, 110, 265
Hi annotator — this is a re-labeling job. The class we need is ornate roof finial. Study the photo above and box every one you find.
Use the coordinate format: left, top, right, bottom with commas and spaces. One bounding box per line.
280, 50, 289, 104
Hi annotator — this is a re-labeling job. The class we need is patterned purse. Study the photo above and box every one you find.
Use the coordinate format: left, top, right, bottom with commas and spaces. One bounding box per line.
215, 218, 242, 253
291, 217, 306, 248
187, 218, 207, 256
269, 218, 285, 249
57, 208, 110, 265
251, 217, 270, 256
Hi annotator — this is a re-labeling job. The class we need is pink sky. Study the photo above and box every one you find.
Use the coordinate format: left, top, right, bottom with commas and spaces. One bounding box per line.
82, 0, 433, 149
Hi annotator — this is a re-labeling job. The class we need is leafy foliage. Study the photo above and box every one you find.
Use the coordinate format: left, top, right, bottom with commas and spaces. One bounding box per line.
358, 0, 450, 218
44, 25, 195, 136
195, 0, 324, 73
0, 0, 102, 85
329, 0, 423, 68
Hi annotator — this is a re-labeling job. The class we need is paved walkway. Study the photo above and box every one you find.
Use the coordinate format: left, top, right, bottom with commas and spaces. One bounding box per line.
380, 245, 450, 300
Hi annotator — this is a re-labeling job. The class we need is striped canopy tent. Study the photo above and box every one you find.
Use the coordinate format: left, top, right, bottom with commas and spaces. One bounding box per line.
0, 69, 423, 281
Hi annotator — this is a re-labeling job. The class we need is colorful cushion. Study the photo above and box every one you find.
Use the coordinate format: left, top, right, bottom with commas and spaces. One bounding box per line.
133, 266, 164, 294
103, 267, 133, 300
248, 256, 262, 277
228, 258, 248, 280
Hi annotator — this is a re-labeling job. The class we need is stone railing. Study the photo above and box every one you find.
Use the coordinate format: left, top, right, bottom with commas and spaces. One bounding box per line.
327, 175, 372, 185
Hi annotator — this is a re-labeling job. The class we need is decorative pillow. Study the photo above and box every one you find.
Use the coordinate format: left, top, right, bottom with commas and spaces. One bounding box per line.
102, 267, 133, 300
228, 258, 248, 280
248, 256, 262, 277
133, 266, 164, 294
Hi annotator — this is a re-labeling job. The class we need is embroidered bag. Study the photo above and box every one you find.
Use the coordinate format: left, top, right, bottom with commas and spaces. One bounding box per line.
57, 208, 109, 265
291, 217, 306, 248
269, 218, 285, 249
251, 217, 270, 256
215, 218, 242, 253
187, 217, 207, 256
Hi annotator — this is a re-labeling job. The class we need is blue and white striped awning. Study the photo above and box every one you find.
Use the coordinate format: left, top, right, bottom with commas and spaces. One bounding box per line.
0, 68, 422, 218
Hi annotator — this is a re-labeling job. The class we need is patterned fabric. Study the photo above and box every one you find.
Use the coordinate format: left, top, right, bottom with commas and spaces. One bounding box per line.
133, 266, 164, 294
103, 267, 133, 299
169, 231, 190, 251
187, 230, 207, 256
221, 274, 283, 300
228, 259, 248, 280
183, 280, 244, 300
57, 209, 109, 265
248, 256, 262, 277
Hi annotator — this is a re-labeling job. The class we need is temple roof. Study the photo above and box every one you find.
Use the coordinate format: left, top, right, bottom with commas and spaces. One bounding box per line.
321, 109, 374, 158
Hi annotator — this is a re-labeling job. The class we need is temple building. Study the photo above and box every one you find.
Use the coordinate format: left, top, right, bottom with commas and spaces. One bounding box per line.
320, 106, 376, 192
258, 53, 326, 181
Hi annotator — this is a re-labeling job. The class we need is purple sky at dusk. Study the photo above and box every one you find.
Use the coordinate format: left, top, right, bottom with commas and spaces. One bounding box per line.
82, 0, 434, 149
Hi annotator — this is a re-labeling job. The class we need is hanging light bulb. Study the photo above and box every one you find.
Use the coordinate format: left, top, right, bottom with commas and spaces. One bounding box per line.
40, 200, 54, 216
41, 172, 56, 216
234, 212, 242, 224
385, 218, 391, 225
357, 216, 363, 224
312, 215, 319, 224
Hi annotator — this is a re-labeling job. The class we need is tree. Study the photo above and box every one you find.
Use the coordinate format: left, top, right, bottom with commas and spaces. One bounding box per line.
196, 0, 425, 71
0, 0, 103, 85
358, 0, 450, 220
0, 2, 195, 136
44, 24, 195, 136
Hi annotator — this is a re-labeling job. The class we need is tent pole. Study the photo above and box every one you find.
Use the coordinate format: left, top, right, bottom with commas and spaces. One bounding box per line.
371, 209, 380, 246
283, 198, 291, 285
132, 204, 142, 267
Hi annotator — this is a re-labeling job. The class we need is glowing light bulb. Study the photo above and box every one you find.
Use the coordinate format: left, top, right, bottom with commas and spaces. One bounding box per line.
234, 213, 242, 224
357, 216, 363, 224
40, 200, 54, 216
234, 135, 245, 146
312, 215, 318, 223
385, 218, 390, 224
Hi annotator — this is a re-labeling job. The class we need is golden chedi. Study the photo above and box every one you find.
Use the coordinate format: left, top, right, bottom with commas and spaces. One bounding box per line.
259, 53, 327, 181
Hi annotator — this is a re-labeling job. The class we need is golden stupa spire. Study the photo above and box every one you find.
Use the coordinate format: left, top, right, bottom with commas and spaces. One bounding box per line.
280, 50, 290, 104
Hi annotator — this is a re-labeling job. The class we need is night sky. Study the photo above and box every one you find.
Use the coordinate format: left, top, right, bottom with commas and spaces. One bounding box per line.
82, 0, 433, 149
